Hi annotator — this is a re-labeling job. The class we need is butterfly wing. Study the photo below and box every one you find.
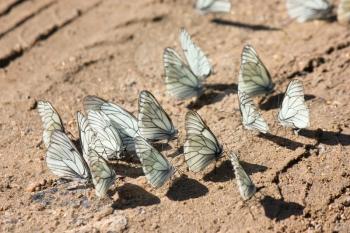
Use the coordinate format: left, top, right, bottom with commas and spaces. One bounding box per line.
77, 111, 98, 162
286, 0, 331, 22
88, 110, 123, 160
238, 45, 274, 97
230, 153, 256, 200
180, 28, 212, 80
138, 90, 177, 141
46, 130, 90, 181
195, 0, 231, 14
88, 149, 116, 198
134, 136, 175, 188
184, 111, 222, 172
278, 79, 310, 129
238, 91, 269, 134
37, 101, 64, 148
338, 0, 350, 24
163, 48, 203, 100
84, 96, 138, 152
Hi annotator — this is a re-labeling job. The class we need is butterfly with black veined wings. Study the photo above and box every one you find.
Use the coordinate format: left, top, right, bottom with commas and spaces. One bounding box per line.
83, 95, 139, 152
338, 0, 350, 24
134, 136, 175, 188
286, 0, 331, 23
238, 45, 274, 97
184, 111, 223, 172
88, 149, 116, 198
278, 79, 310, 130
37, 101, 64, 148
138, 90, 178, 142
77, 111, 98, 162
87, 110, 123, 160
238, 91, 269, 134
195, 0, 231, 14
229, 153, 256, 200
180, 28, 212, 80
164, 47, 203, 100
46, 130, 90, 181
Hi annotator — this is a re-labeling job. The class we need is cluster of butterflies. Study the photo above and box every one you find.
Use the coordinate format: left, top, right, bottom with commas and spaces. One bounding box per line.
163, 29, 310, 134
37, 25, 310, 201
195, 0, 350, 24
38, 89, 258, 200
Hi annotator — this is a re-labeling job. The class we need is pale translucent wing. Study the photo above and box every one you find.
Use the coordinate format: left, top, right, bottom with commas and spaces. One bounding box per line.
138, 90, 177, 141
195, 0, 231, 13
278, 79, 310, 129
134, 136, 175, 188
180, 28, 212, 80
77, 111, 97, 162
88, 149, 116, 198
184, 111, 222, 172
286, 0, 331, 22
238, 91, 269, 134
238, 45, 274, 97
88, 111, 123, 160
230, 153, 256, 200
46, 130, 90, 181
338, 0, 350, 23
37, 101, 64, 148
83, 96, 138, 152
163, 48, 203, 100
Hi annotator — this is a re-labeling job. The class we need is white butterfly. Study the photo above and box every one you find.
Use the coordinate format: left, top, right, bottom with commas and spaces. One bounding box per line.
229, 153, 256, 200
238, 91, 269, 134
77, 111, 98, 162
84, 96, 139, 152
46, 130, 90, 181
338, 0, 350, 24
184, 111, 223, 172
134, 136, 175, 188
87, 110, 123, 160
164, 47, 203, 100
195, 0, 231, 14
278, 79, 310, 130
138, 90, 177, 141
180, 28, 212, 80
238, 45, 274, 97
88, 149, 116, 198
286, 0, 331, 23
37, 101, 64, 148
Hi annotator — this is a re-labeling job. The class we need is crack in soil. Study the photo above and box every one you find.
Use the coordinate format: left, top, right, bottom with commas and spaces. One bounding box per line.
0, 1, 57, 40
327, 184, 350, 205
0, 0, 28, 17
272, 143, 317, 201
0, 0, 103, 69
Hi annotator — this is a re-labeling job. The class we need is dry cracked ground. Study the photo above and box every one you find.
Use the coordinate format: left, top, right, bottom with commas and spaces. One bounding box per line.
0, 0, 350, 232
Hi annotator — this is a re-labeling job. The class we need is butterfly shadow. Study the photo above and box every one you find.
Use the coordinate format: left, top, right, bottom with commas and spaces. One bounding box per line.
299, 128, 350, 146
152, 142, 172, 152
211, 18, 281, 31
166, 175, 208, 201
167, 146, 183, 158
258, 133, 304, 150
111, 183, 160, 210
203, 160, 267, 183
259, 93, 316, 111
110, 163, 143, 178
187, 83, 238, 110
260, 196, 304, 221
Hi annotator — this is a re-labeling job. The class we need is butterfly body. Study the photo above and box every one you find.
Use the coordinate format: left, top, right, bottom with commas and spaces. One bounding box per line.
278, 79, 310, 130
238, 45, 274, 97
184, 111, 222, 172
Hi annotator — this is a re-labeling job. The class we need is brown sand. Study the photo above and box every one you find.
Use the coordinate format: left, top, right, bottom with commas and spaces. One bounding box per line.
1, 0, 350, 232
